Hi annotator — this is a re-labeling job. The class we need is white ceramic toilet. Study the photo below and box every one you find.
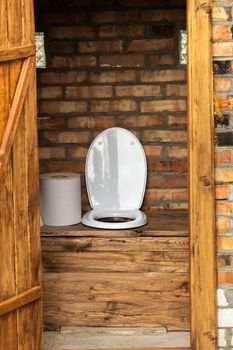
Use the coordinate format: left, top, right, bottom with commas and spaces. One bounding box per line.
81, 127, 148, 229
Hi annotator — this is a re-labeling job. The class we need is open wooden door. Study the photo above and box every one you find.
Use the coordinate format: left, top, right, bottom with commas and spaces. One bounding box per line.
0, 0, 43, 349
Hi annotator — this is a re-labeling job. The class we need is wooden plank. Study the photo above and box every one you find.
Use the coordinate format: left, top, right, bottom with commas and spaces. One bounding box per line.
188, 0, 217, 349
0, 57, 34, 179
43, 272, 189, 302
43, 272, 189, 330
0, 286, 41, 317
0, 45, 35, 62
44, 299, 189, 330
41, 209, 189, 238
42, 250, 188, 273
42, 237, 189, 252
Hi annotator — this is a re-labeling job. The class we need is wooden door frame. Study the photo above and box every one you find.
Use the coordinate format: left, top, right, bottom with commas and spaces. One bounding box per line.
188, 0, 217, 349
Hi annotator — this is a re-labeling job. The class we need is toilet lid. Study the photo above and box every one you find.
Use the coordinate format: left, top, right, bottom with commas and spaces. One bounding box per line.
85, 127, 147, 210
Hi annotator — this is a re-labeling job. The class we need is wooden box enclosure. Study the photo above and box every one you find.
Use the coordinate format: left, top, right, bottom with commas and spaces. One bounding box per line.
41, 210, 189, 330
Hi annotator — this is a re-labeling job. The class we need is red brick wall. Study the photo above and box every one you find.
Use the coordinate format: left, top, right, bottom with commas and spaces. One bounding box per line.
36, 0, 187, 211
212, 1, 233, 347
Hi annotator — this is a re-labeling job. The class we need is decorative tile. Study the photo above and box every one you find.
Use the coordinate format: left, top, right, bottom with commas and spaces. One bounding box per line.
179, 30, 187, 65
35, 32, 46, 69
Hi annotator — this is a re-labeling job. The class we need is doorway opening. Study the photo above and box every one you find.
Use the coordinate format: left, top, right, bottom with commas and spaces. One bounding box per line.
35, 0, 189, 348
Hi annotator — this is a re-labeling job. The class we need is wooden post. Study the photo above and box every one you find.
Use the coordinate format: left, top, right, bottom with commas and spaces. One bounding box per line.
188, 0, 217, 349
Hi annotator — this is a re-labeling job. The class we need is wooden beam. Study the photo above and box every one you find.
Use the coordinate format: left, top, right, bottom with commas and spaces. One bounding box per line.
187, 0, 217, 349
0, 286, 42, 317
0, 45, 35, 62
0, 56, 34, 179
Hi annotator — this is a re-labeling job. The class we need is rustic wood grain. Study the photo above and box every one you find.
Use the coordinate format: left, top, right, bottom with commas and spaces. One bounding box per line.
188, 1, 217, 349
0, 0, 42, 348
41, 209, 188, 238
0, 45, 35, 62
42, 212, 189, 331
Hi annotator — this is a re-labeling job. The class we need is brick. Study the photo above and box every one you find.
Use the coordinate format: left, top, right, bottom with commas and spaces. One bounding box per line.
49, 26, 95, 39
91, 10, 138, 23
216, 201, 233, 215
42, 11, 87, 24
65, 86, 113, 98
216, 218, 230, 233
67, 116, 115, 128
91, 99, 137, 112
43, 131, 89, 144
40, 101, 87, 114
216, 185, 230, 199
38, 117, 66, 129
213, 60, 233, 75
168, 203, 188, 209
78, 40, 123, 53
213, 42, 233, 57
214, 77, 232, 93
148, 54, 175, 66
98, 24, 145, 37
144, 130, 187, 143
40, 71, 87, 84
90, 70, 136, 83
128, 38, 174, 52
212, 6, 231, 22
218, 254, 233, 268
212, 24, 233, 41
118, 0, 168, 7
66, 146, 88, 158
168, 115, 187, 126
215, 148, 232, 163
140, 69, 186, 82
99, 55, 144, 67
167, 146, 187, 159
218, 271, 233, 284
39, 147, 65, 159
218, 308, 233, 327
216, 168, 233, 182
37, 87, 62, 99
140, 99, 186, 113
214, 96, 233, 111
217, 237, 233, 250
150, 23, 176, 38
44, 161, 85, 173
166, 174, 188, 187
166, 84, 187, 97
148, 160, 188, 172
115, 85, 161, 97
144, 145, 162, 158
68, 0, 116, 6
49, 41, 76, 54
146, 175, 165, 187
145, 188, 188, 201
118, 115, 163, 127
141, 9, 186, 21
50, 55, 96, 68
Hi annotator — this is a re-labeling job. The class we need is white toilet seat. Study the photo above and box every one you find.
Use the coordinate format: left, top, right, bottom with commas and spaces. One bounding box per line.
81, 127, 148, 229
82, 209, 147, 230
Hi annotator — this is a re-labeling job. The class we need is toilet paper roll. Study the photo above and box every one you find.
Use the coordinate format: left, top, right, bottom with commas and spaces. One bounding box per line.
40, 172, 81, 226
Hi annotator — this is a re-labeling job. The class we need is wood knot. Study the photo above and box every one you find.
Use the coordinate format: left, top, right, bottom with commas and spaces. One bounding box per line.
204, 331, 217, 342
200, 176, 211, 187
198, 3, 212, 15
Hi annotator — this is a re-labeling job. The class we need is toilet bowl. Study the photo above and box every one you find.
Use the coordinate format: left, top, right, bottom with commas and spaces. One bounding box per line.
81, 127, 148, 229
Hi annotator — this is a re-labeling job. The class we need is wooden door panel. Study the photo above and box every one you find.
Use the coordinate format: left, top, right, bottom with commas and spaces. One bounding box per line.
0, 0, 43, 349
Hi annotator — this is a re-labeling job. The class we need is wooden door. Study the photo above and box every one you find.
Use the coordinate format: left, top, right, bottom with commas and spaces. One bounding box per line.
0, 0, 43, 349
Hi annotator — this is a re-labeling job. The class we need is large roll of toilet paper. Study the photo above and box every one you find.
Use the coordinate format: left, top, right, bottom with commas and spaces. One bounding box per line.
40, 172, 81, 226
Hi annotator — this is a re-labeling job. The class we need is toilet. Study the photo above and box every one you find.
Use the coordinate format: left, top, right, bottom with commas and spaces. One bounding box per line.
81, 127, 148, 229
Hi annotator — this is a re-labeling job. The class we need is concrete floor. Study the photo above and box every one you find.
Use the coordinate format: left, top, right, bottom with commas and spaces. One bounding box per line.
44, 327, 190, 349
